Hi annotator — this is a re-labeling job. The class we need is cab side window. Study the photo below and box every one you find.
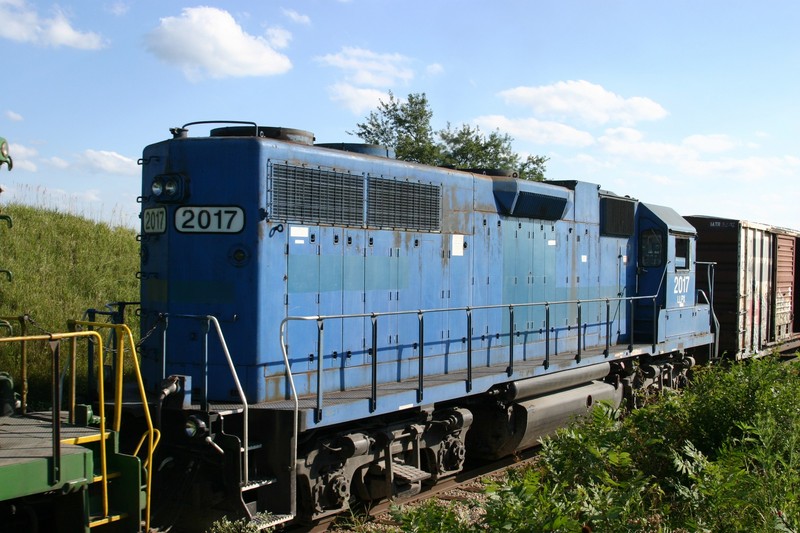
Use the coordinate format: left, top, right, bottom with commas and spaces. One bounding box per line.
675, 237, 690, 270
640, 228, 664, 268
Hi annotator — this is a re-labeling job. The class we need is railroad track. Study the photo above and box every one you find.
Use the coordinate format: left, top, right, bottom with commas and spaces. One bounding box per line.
290, 447, 540, 533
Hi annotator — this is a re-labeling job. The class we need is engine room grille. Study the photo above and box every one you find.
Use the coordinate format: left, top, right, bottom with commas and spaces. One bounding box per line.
271, 163, 364, 226
367, 176, 441, 232
600, 197, 635, 237
269, 163, 441, 232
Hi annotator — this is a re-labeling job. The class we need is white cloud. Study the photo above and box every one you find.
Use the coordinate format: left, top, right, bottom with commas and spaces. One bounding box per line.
317, 47, 413, 87
682, 134, 737, 153
282, 8, 310, 25
145, 7, 292, 81
598, 127, 690, 164
5, 110, 23, 121
475, 115, 595, 147
105, 1, 129, 16
499, 80, 668, 126
0, 0, 106, 49
678, 155, 800, 183
266, 26, 291, 49
6, 142, 37, 171
328, 83, 389, 115
4, 143, 136, 176
45, 156, 69, 169
78, 149, 138, 176
426, 63, 444, 76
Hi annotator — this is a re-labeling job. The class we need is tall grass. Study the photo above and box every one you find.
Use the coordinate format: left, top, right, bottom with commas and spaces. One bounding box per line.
0, 203, 139, 398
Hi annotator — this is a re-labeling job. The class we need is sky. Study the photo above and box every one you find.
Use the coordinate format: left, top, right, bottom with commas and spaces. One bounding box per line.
1, 0, 799, 231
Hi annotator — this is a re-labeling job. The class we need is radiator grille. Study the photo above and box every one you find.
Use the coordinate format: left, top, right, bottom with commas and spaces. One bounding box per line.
367, 177, 441, 232
270, 163, 441, 232
271, 163, 364, 226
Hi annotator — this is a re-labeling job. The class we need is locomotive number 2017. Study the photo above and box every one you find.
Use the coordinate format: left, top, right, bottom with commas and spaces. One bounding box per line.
673, 274, 690, 307
143, 207, 167, 234
175, 206, 245, 233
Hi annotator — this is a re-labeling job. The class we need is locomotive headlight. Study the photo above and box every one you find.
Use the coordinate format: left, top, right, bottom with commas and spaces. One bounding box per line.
164, 178, 179, 197
184, 415, 207, 438
1, 141, 8, 157
150, 173, 187, 202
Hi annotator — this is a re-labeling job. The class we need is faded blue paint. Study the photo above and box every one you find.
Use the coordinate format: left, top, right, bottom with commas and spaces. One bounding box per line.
138, 131, 713, 414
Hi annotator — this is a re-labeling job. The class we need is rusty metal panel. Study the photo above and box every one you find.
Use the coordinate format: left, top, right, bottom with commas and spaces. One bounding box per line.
738, 225, 772, 357
774, 234, 796, 341
687, 216, 741, 357
686, 216, 775, 359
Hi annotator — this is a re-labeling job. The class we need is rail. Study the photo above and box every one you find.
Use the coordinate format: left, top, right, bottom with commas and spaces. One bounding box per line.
279, 292, 667, 424
0, 318, 158, 531
69, 320, 159, 532
161, 314, 251, 484
696, 261, 720, 361
0, 331, 112, 519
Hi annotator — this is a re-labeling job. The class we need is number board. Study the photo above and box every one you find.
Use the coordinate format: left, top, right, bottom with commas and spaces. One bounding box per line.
175, 206, 245, 233
142, 207, 167, 234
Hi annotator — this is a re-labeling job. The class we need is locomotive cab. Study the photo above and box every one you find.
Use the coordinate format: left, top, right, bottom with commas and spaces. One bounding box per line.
635, 203, 711, 346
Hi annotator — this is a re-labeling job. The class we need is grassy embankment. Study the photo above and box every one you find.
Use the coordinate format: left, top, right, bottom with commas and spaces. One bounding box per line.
0, 203, 139, 400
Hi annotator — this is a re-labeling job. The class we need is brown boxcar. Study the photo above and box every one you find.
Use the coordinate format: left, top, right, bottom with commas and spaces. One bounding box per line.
686, 216, 800, 359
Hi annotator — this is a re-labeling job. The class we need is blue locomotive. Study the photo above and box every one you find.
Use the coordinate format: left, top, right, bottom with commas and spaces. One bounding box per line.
136, 121, 716, 528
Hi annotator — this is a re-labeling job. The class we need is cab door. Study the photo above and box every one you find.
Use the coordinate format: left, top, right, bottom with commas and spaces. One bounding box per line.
637, 224, 666, 304
635, 220, 666, 341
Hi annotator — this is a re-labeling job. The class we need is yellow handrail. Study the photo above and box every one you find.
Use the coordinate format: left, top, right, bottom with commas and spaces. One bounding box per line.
0, 331, 110, 518
70, 320, 158, 533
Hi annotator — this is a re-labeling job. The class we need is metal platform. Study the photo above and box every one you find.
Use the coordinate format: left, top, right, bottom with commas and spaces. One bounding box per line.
0, 412, 101, 501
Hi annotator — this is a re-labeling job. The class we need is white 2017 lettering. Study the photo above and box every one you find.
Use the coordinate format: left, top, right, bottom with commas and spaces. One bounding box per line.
673, 275, 690, 294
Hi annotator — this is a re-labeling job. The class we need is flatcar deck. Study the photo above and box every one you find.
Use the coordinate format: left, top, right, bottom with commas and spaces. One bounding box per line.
0, 412, 101, 500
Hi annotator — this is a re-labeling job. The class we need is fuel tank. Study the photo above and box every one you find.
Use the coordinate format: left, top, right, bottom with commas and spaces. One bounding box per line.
469, 380, 623, 460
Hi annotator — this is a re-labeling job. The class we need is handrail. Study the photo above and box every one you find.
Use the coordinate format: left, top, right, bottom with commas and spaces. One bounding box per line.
697, 289, 720, 361
278, 316, 300, 519
279, 291, 670, 421
0, 315, 30, 414
0, 331, 110, 518
70, 320, 158, 532
162, 314, 251, 484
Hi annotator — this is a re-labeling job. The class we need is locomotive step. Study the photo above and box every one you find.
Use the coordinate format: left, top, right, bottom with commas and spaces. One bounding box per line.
250, 513, 294, 530
392, 462, 431, 484
240, 441, 263, 452
241, 476, 278, 491
88, 512, 128, 528
92, 470, 122, 483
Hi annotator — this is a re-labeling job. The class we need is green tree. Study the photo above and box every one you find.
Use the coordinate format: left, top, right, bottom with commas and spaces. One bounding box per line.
351, 92, 548, 180
350, 91, 440, 164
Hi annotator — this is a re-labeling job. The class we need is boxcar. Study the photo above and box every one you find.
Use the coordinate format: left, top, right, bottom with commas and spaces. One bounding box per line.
687, 216, 800, 359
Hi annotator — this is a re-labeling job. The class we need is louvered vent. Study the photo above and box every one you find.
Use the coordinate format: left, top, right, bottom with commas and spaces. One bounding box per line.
271, 163, 364, 226
600, 197, 635, 237
367, 176, 441, 232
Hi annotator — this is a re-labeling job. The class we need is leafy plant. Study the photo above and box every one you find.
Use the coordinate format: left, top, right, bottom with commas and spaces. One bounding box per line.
390, 357, 800, 531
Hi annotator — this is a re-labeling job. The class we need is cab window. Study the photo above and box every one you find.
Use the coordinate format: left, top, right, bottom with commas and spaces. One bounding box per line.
675, 237, 690, 270
639, 228, 664, 267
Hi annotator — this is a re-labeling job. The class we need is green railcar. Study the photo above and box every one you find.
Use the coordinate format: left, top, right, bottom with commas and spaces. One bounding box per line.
0, 136, 11, 170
